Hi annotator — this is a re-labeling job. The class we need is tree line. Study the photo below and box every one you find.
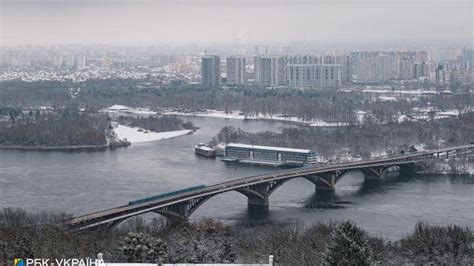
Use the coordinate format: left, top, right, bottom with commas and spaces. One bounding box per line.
116, 115, 195, 133
1, 79, 472, 124
0, 110, 109, 147
0, 208, 472, 265
212, 112, 474, 162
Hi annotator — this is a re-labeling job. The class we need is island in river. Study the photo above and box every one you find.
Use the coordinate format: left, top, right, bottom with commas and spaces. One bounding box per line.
0, 108, 195, 150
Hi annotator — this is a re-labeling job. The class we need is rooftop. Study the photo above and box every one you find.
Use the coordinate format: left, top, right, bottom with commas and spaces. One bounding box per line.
226, 143, 312, 154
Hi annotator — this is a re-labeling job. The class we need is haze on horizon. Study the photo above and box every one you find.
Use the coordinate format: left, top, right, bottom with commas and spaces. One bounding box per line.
0, 0, 472, 47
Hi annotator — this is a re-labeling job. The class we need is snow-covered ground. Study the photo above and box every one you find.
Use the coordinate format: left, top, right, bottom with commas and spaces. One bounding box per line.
163, 109, 348, 127
378, 96, 398, 101
114, 124, 193, 143
102, 105, 158, 115
103, 105, 467, 129
340, 87, 443, 95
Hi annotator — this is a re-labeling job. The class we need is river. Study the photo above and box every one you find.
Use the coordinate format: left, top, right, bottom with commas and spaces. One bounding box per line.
0, 116, 473, 239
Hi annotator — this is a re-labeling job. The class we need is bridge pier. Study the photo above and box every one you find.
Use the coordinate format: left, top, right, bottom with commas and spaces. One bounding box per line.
237, 180, 287, 207
155, 195, 213, 224
305, 171, 345, 192
315, 173, 337, 191
247, 194, 269, 206
360, 166, 386, 180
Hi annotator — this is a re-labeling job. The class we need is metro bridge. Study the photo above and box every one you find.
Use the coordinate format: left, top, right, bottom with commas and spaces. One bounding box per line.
67, 144, 474, 230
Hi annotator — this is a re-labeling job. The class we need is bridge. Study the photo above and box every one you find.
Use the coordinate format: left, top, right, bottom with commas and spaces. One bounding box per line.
67, 144, 474, 230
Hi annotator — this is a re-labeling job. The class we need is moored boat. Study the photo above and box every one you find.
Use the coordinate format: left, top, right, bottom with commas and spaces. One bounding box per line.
194, 143, 216, 158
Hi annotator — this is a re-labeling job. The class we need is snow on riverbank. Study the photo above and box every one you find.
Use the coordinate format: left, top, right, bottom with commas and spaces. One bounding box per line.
114, 125, 193, 143
163, 109, 348, 127
102, 105, 348, 127
102, 105, 158, 115
340, 87, 445, 95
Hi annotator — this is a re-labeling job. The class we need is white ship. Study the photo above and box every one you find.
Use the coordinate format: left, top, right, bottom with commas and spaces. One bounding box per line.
194, 143, 216, 158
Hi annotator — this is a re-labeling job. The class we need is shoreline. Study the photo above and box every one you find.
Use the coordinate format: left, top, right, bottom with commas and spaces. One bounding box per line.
113, 124, 195, 143
0, 144, 129, 151
0, 127, 196, 151
102, 105, 350, 127
162, 110, 349, 127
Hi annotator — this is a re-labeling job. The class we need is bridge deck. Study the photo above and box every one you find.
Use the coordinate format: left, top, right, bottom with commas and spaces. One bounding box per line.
67, 144, 474, 229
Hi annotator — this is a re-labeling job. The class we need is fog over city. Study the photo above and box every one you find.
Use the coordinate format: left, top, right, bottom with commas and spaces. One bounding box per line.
1, 0, 472, 46
1, 0, 474, 264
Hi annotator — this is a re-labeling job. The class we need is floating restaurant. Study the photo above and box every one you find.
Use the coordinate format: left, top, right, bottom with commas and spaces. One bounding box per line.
223, 143, 320, 167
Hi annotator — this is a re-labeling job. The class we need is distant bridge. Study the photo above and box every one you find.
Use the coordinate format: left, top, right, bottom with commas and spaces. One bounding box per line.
67, 144, 474, 230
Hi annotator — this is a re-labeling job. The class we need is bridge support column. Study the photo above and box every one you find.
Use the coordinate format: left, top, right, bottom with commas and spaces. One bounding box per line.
316, 172, 337, 191
240, 183, 270, 206
247, 193, 269, 206
305, 172, 339, 192
237, 180, 287, 207
155, 196, 212, 225
155, 203, 189, 223
360, 166, 386, 180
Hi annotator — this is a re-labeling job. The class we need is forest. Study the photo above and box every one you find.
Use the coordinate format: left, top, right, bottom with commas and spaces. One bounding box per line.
116, 115, 195, 133
212, 113, 474, 160
0, 207, 472, 265
0, 79, 472, 125
0, 109, 194, 149
0, 110, 110, 148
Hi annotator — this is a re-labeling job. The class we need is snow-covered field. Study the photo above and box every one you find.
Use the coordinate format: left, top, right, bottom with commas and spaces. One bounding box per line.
114, 125, 193, 143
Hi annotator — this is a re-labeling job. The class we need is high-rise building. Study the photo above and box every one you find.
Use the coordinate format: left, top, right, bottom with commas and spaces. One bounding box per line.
435, 63, 450, 86
254, 56, 288, 86
226, 56, 246, 85
288, 55, 319, 64
52, 56, 63, 68
398, 51, 417, 80
254, 56, 276, 86
416, 51, 430, 62
287, 64, 341, 88
350, 51, 395, 83
201, 55, 221, 88
321, 55, 351, 84
460, 48, 473, 70
413, 62, 429, 79
75, 55, 86, 70
276, 57, 288, 85
337, 55, 352, 84
65, 55, 75, 68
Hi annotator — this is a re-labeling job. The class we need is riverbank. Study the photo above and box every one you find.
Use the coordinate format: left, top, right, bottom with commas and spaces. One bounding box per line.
0, 143, 129, 151
1, 116, 473, 241
113, 124, 194, 143
102, 105, 350, 127
163, 109, 349, 127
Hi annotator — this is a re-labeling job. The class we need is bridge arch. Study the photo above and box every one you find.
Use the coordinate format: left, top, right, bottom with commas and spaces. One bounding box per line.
302, 169, 358, 191
360, 164, 415, 179
234, 178, 291, 206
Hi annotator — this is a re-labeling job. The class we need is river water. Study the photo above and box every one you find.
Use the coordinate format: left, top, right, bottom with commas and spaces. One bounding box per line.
0, 116, 473, 239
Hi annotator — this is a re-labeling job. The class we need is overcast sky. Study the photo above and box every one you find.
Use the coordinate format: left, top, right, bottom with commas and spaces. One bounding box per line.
1, 0, 472, 46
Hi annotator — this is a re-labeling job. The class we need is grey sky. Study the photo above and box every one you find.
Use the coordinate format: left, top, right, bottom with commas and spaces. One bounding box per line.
1, 0, 472, 46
